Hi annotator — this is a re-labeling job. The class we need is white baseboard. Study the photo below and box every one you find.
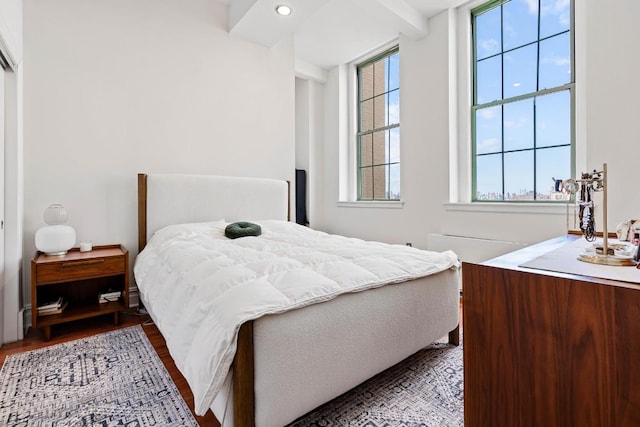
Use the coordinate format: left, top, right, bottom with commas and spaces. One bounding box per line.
17, 307, 24, 340
24, 304, 32, 331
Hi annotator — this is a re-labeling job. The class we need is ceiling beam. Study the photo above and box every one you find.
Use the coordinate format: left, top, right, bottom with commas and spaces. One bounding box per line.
353, 0, 428, 39
295, 58, 328, 83
228, 0, 258, 34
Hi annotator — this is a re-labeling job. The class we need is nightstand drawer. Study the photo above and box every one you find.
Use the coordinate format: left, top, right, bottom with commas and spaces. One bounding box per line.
36, 256, 125, 285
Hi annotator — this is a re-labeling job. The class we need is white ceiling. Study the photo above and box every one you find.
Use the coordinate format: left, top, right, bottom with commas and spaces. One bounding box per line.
222, 0, 468, 71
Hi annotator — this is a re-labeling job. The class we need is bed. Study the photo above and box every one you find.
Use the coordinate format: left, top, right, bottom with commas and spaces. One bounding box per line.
134, 173, 461, 427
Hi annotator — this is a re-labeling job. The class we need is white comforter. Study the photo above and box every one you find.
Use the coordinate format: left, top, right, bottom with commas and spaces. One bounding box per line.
134, 220, 458, 415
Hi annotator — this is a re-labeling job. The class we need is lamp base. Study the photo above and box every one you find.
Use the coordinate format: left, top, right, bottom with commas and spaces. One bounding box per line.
44, 251, 68, 257
577, 252, 637, 266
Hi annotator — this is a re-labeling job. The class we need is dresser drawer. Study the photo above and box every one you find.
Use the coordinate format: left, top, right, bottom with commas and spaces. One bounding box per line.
36, 256, 125, 285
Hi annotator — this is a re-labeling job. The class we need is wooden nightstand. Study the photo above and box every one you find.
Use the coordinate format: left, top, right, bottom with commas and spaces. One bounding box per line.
31, 244, 129, 340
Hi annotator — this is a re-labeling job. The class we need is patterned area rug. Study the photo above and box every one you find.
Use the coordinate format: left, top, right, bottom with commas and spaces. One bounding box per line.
0, 325, 198, 427
289, 335, 463, 427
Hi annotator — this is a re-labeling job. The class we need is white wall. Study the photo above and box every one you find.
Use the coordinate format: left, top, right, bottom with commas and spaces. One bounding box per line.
320, 11, 456, 250
442, 0, 640, 246
0, 0, 23, 343
4, 65, 23, 342
295, 77, 324, 227
315, 1, 640, 261
23, 0, 295, 310
295, 79, 310, 176
583, 0, 640, 223
444, 0, 640, 248
0, 0, 23, 64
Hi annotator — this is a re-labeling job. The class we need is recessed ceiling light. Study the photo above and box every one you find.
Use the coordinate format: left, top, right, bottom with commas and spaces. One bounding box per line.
275, 5, 292, 16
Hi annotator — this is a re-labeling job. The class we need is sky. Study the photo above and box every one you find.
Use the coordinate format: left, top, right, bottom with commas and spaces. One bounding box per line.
474, 0, 572, 199
363, 0, 572, 200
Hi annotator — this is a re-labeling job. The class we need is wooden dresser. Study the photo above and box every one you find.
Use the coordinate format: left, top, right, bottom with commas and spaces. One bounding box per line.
462, 235, 640, 426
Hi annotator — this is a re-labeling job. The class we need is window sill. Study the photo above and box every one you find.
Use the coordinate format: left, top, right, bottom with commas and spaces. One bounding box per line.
337, 200, 405, 209
445, 202, 569, 215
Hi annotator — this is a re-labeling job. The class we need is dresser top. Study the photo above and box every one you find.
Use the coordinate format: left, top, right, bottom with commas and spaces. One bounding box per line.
34, 244, 127, 265
474, 234, 640, 289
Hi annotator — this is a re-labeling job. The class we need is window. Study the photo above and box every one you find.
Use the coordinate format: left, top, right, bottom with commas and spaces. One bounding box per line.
472, 0, 573, 201
356, 47, 400, 200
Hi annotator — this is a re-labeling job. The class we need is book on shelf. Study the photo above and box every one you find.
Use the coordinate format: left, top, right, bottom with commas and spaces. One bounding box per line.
98, 290, 121, 304
37, 297, 64, 312
38, 300, 68, 316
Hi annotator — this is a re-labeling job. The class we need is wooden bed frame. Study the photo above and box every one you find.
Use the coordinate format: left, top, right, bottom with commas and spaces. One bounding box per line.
137, 173, 460, 427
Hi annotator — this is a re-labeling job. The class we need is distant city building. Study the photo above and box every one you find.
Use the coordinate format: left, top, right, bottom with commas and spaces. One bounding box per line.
477, 187, 567, 201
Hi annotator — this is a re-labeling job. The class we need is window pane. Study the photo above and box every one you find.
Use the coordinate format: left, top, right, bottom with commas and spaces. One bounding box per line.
373, 165, 386, 199
385, 130, 389, 163
476, 154, 503, 200
388, 89, 399, 126
536, 145, 571, 200
357, 47, 399, 201
388, 53, 399, 91
503, 0, 539, 51
504, 44, 537, 98
360, 64, 374, 100
361, 167, 373, 199
389, 128, 400, 163
374, 59, 386, 96
374, 94, 386, 129
504, 98, 533, 151
360, 133, 373, 167
539, 32, 571, 89
472, 1, 572, 203
475, 5, 501, 60
476, 55, 502, 104
540, 0, 570, 39
360, 98, 373, 132
475, 105, 502, 155
389, 163, 400, 199
504, 150, 534, 200
536, 90, 570, 148
372, 131, 385, 166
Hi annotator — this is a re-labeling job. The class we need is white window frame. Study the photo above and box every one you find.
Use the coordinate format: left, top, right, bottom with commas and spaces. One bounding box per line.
450, 0, 586, 214
338, 39, 404, 209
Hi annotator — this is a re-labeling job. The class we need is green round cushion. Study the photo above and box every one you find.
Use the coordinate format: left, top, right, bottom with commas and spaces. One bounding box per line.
225, 221, 262, 239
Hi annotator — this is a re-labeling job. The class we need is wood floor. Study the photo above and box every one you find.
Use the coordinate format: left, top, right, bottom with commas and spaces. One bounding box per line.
0, 309, 221, 427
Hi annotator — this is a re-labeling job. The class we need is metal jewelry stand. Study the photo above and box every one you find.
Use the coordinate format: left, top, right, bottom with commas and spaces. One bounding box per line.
568, 163, 636, 266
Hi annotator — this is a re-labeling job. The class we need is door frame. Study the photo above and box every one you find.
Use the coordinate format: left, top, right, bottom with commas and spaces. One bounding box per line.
1, 49, 23, 344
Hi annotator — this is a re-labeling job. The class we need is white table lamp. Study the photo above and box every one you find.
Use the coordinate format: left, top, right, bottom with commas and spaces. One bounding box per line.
35, 204, 76, 256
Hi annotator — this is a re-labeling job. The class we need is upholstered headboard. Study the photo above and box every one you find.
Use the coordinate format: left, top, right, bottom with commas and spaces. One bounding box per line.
138, 173, 289, 251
